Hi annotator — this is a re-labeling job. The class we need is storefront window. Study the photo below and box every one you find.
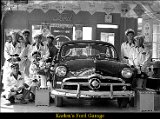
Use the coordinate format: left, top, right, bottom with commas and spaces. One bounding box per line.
82, 27, 92, 40
73, 26, 92, 40
100, 33, 115, 45
72, 26, 76, 40
138, 18, 142, 35
152, 24, 160, 61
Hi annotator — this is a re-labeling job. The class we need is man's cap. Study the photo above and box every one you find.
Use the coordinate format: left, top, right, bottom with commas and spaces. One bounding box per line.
10, 63, 19, 68
8, 31, 17, 36
16, 32, 24, 38
22, 29, 30, 34
125, 29, 135, 36
134, 35, 145, 41
32, 51, 41, 56
34, 33, 42, 39
7, 31, 13, 37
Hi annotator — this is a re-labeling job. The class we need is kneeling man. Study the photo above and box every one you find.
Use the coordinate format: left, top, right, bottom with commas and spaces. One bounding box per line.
2, 63, 30, 105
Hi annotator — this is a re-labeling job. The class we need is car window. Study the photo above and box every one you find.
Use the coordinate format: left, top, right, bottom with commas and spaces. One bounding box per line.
61, 43, 118, 59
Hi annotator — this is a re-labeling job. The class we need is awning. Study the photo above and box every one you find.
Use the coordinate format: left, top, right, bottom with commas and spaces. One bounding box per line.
1, 1, 160, 20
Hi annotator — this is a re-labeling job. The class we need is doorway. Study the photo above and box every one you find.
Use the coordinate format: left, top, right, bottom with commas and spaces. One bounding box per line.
96, 25, 120, 57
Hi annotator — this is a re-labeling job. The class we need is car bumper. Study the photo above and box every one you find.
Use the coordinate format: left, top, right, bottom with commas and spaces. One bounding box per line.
51, 89, 135, 99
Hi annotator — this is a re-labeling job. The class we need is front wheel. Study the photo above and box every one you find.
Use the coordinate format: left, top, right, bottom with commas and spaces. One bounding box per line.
117, 98, 129, 108
55, 96, 63, 107
129, 97, 135, 107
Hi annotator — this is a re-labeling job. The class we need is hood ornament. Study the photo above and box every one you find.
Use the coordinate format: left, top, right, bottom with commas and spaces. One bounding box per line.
89, 78, 101, 90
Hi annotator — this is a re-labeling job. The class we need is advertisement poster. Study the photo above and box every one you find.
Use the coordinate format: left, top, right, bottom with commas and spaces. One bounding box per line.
50, 23, 73, 49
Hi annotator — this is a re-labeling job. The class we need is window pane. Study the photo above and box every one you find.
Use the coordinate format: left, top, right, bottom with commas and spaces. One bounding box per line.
82, 27, 92, 40
152, 24, 160, 59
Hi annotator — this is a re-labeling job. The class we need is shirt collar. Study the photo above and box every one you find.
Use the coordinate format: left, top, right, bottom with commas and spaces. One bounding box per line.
32, 42, 44, 46
10, 42, 21, 47
135, 46, 144, 48
10, 71, 21, 77
126, 42, 135, 47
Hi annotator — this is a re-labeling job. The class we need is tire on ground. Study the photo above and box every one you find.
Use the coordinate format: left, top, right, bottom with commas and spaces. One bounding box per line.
55, 96, 63, 107
117, 98, 129, 108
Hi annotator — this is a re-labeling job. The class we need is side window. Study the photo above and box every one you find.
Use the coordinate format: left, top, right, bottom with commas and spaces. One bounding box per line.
110, 47, 117, 58
105, 47, 111, 57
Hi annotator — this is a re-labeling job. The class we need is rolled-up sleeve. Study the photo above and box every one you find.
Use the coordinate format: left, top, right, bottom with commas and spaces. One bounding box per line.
5, 76, 15, 91
4, 43, 11, 60
42, 45, 50, 60
121, 43, 125, 61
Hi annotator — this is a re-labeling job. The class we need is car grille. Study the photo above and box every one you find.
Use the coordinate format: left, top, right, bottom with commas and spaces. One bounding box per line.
64, 78, 122, 83
63, 85, 131, 91
62, 77, 130, 91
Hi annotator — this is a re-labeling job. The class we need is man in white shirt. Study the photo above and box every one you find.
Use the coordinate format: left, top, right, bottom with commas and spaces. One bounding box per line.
2, 31, 23, 86
2, 63, 30, 105
28, 33, 49, 63
121, 29, 136, 65
28, 33, 50, 89
133, 35, 151, 89
19, 29, 31, 79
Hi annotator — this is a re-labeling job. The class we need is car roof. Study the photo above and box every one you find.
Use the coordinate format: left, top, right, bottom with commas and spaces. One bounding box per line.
61, 40, 114, 47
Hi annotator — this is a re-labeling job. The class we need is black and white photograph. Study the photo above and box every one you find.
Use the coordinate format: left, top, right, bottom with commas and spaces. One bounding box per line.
0, 0, 160, 116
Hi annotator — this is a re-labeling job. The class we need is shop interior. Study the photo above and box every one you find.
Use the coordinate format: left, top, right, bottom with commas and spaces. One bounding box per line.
1, 0, 160, 112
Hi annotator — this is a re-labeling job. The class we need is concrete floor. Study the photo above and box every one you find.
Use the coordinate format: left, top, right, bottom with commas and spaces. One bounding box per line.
0, 86, 159, 113
1, 95, 160, 113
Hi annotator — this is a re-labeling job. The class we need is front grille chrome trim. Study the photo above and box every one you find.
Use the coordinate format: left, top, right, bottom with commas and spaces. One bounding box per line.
62, 73, 125, 83
51, 89, 135, 99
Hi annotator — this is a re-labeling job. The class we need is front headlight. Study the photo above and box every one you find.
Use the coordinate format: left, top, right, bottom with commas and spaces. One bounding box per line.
55, 66, 67, 77
121, 68, 133, 78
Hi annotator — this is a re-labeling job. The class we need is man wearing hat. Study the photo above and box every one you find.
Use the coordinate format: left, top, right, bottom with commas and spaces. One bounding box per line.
5, 32, 13, 43
28, 33, 49, 78
20, 29, 31, 79
22, 29, 31, 45
28, 33, 49, 60
132, 35, 151, 89
46, 34, 58, 61
133, 35, 151, 68
121, 28, 136, 65
29, 51, 42, 76
2, 63, 30, 105
2, 31, 23, 86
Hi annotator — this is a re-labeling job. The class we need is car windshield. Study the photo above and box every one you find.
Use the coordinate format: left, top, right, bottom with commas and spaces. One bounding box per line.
61, 42, 118, 59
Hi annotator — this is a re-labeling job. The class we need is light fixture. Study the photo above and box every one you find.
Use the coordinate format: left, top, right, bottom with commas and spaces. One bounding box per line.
97, 24, 118, 29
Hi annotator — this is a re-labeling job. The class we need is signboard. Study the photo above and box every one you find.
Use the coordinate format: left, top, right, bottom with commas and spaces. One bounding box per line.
105, 14, 112, 23
133, 4, 144, 17
103, 3, 115, 15
50, 23, 73, 49
143, 22, 150, 42
142, 16, 153, 43
53, 13, 72, 22
121, 4, 130, 17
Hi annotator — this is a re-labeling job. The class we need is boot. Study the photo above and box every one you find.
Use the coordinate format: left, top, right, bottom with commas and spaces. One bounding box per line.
5, 96, 15, 106
29, 92, 35, 102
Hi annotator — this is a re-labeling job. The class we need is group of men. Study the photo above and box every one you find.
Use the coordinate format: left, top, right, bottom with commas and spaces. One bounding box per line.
2, 29, 58, 105
1, 28, 151, 106
121, 28, 151, 89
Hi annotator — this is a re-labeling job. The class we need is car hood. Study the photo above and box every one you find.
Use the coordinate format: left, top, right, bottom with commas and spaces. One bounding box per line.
60, 59, 129, 77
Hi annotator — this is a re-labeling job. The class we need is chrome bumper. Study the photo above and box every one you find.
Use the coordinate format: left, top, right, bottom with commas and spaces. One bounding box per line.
52, 74, 135, 98
51, 89, 135, 99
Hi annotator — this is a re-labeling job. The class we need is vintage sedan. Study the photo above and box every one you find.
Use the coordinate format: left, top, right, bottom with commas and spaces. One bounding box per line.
51, 40, 135, 107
